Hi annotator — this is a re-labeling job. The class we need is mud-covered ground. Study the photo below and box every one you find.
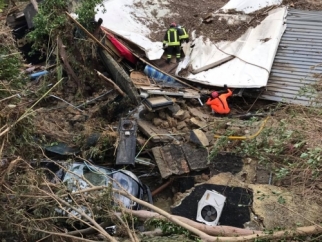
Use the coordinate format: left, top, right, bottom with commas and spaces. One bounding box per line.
132, 0, 322, 43
283, 0, 322, 10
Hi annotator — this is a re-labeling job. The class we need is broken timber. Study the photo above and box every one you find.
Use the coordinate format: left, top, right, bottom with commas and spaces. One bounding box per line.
65, 12, 141, 104
96, 70, 126, 96
137, 120, 173, 143
152, 145, 189, 179
152, 143, 209, 178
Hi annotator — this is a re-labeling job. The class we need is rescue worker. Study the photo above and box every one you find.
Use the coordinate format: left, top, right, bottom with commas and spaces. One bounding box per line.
206, 86, 233, 115
163, 23, 181, 64
177, 25, 189, 44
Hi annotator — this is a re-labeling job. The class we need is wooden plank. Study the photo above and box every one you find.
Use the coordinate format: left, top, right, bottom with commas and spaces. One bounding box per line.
130, 71, 151, 86
152, 147, 172, 179
152, 145, 190, 179
150, 58, 178, 76
137, 120, 172, 143
137, 85, 161, 90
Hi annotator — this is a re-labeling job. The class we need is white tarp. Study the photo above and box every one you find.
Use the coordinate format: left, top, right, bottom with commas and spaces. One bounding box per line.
95, 0, 169, 60
176, 7, 287, 88
220, 0, 283, 14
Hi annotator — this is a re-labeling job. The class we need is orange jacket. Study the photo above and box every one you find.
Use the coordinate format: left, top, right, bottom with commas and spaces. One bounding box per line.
206, 89, 232, 114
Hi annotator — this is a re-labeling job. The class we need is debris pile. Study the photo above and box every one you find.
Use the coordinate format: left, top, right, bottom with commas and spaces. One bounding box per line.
1, 0, 322, 241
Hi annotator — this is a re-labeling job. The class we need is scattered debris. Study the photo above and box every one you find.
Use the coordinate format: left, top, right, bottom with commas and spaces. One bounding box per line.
45, 142, 80, 156
143, 96, 174, 111
116, 119, 137, 166
41, 160, 152, 209
2, 0, 322, 241
152, 145, 189, 179
196, 190, 226, 226
190, 129, 209, 147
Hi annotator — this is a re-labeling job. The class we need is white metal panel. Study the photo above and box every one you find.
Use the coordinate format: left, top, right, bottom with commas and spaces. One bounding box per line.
220, 0, 282, 14
180, 7, 287, 88
262, 9, 322, 106
96, 0, 167, 60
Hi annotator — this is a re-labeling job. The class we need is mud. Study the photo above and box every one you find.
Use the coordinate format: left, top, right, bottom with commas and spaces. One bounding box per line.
283, 0, 322, 10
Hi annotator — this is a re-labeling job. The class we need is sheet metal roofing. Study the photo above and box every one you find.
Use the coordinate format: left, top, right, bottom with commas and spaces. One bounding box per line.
261, 8, 322, 106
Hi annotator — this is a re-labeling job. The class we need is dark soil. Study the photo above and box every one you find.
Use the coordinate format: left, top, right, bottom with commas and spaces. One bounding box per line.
210, 153, 243, 176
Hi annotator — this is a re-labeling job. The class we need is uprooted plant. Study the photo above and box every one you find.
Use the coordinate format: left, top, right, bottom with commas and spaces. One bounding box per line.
0, 0, 131, 160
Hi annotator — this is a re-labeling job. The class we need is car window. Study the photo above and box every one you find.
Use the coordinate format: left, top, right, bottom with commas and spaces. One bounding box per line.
63, 163, 110, 190
83, 166, 108, 186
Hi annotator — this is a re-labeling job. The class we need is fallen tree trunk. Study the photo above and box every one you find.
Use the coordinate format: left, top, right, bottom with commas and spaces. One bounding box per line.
116, 190, 322, 241
63, 186, 322, 241
125, 209, 322, 241
125, 209, 259, 237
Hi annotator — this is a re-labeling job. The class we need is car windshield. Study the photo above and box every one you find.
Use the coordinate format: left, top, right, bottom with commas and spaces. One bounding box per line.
63, 163, 111, 190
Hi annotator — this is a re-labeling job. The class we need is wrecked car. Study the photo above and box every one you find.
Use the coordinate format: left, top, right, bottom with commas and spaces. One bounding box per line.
41, 160, 152, 211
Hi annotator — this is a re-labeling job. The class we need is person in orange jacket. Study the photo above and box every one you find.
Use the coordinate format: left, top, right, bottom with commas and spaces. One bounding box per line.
206, 87, 233, 114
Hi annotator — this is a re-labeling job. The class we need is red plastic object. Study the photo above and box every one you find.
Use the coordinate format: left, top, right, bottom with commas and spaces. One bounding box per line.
101, 27, 137, 64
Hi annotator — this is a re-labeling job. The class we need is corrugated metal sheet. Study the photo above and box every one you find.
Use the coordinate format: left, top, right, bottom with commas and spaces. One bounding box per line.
261, 8, 322, 106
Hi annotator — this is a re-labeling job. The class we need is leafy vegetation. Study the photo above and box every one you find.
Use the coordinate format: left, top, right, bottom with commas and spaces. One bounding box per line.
209, 103, 322, 194
147, 219, 191, 236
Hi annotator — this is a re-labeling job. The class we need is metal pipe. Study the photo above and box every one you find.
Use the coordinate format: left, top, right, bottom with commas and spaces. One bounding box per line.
268, 171, 273, 185
151, 179, 173, 197
49, 95, 84, 112
197, 98, 203, 106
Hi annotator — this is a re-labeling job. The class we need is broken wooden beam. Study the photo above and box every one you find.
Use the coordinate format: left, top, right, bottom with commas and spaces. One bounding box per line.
96, 70, 126, 96
57, 36, 81, 89
65, 12, 115, 57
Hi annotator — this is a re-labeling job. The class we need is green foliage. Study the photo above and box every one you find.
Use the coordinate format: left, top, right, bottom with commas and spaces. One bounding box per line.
208, 136, 228, 162
147, 219, 191, 236
27, 0, 105, 48
300, 147, 322, 176
0, 0, 6, 12
27, 0, 68, 47
208, 110, 322, 183
0, 50, 25, 92
75, 0, 106, 29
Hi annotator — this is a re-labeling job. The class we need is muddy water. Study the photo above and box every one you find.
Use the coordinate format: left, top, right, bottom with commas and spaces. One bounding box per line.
153, 196, 173, 213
